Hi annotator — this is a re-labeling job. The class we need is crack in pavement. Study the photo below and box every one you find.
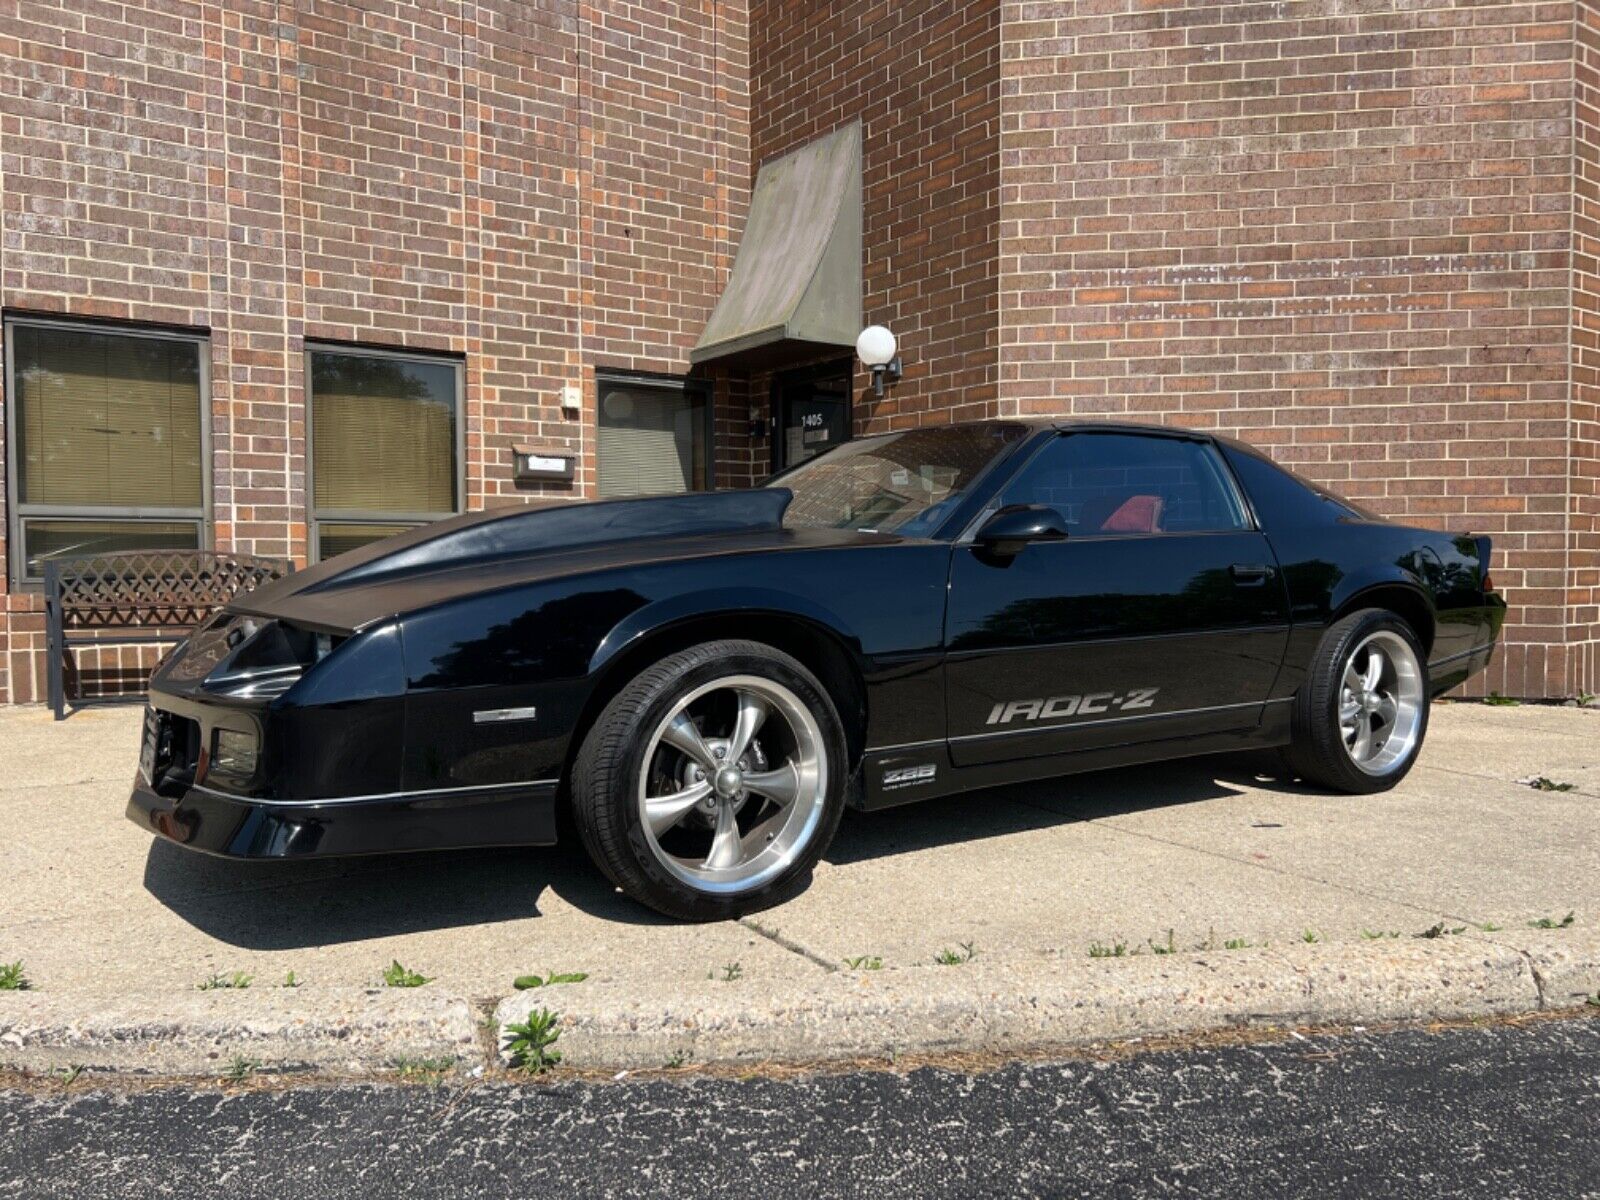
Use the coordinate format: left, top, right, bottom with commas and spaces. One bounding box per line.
737, 917, 840, 973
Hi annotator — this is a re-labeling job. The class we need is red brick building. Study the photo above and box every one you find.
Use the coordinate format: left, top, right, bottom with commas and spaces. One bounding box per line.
0, 0, 1595, 703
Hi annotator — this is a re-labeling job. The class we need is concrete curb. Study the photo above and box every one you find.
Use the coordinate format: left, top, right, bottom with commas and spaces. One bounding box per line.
1, 935, 1593, 1078
0, 989, 480, 1077
494, 933, 1600, 1070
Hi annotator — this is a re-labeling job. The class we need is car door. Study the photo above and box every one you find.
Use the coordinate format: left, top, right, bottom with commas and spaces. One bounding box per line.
944, 430, 1290, 767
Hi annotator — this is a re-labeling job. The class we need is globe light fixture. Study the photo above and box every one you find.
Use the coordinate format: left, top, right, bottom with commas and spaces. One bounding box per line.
856, 325, 903, 398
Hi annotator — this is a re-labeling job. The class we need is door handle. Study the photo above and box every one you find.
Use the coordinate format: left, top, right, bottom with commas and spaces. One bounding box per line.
1230, 562, 1271, 585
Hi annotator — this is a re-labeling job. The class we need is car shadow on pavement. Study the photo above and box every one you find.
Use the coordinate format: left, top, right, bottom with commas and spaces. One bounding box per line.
142, 753, 1323, 944
140, 838, 663, 949
824, 751, 1310, 866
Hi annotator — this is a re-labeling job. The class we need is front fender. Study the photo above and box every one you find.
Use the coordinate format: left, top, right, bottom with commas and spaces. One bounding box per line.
589, 587, 862, 676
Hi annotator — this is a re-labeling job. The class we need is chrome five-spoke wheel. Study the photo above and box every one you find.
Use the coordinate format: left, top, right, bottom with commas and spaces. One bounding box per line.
1337, 628, 1424, 777
637, 674, 829, 895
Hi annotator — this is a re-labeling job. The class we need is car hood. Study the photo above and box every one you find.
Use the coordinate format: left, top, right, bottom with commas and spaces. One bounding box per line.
230, 489, 902, 633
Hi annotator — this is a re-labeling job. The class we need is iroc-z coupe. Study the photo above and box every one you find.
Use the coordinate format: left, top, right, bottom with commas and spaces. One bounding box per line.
131, 422, 1504, 919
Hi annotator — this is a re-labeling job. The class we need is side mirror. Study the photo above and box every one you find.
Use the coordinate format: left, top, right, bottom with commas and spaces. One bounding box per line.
974, 504, 1068, 558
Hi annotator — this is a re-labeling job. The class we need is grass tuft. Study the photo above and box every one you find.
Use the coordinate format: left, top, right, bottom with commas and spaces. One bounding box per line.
381, 961, 431, 988
1089, 940, 1129, 959
513, 971, 588, 990
196, 971, 252, 991
224, 1056, 259, 1082
0, 962, 29, 991
933, 942, 977, 966
843, 955, 883, 971
504, 1008, 562, 1073
392, 1056, 457, 1084
1529, 912, 1576, 930
1526, 777, 1575, 792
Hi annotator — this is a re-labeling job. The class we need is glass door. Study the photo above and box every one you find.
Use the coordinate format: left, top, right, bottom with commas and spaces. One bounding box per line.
772, 360, 852, 471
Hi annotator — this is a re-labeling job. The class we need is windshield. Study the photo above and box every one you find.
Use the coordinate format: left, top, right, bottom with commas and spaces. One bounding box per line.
771, 423, 1027, 536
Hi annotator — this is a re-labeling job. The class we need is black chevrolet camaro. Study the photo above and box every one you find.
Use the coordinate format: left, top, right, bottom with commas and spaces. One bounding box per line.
131, 421, 1505, 918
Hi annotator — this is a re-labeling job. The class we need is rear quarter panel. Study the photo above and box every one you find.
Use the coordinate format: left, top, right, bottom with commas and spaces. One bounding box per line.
1266, 523, 1491, 693
1221, 442, 1494, 697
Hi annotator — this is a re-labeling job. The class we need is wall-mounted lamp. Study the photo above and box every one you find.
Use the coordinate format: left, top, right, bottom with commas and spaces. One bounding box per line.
856, 325, 902, 398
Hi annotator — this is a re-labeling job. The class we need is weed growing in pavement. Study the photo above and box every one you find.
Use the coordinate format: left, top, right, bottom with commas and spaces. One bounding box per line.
381, 960, 431, 988
1361, 929, 1401, 940
224, 1056, 259, 1082
1577, 692, 1597, 706
843, 956, 883, 971
512, 971, 588, 990
664, 1049, 689, 1069
1529, 912, 1576, 930
1148, 930, 1177, 956
934, 942, 977, 966
54, 1065, 82, 1086
504, 1009, 562, 1072
709, 961, 743, 983
1526, 777, 1575, 792
282, 971, 301, 988
1301, 930, 1321, 944
1415, 922, 1467, 940
0, 962, 29, 990
1223, 938, 1250, 950
1089, 941, 1129, 959
1587, 995, 1600, 1010
1478, 922, 1504, 932
197, 971, 252, 991
392, 1056, 457, 1083
1483, 692, 1520, 706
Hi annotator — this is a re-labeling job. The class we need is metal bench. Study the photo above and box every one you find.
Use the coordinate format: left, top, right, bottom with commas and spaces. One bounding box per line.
43, 550, 291, 720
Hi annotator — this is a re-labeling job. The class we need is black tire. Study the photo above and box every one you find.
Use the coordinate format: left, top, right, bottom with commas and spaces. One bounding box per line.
1284, 608, 1430, 794
571, 639, 849, 920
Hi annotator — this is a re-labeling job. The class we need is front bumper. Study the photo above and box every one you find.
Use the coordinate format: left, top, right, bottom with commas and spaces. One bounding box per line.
128, 774, 559, 859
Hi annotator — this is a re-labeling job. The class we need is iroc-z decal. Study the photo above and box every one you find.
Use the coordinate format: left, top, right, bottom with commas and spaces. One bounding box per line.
985, 688, 1160, 726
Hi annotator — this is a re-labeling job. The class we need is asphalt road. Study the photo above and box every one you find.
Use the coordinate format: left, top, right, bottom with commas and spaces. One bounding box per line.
2, 1019, 1597, 1199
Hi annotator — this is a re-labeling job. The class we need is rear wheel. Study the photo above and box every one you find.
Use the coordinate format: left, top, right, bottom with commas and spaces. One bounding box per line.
572, 640, 847, 920
1285, 608, 1429, 793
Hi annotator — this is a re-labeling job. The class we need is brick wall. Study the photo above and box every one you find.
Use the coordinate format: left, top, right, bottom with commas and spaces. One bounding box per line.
746, 0, 1002, 457
999, 0, 1594, 698
1574, 0, 1600, 690
0, 0, 750, 704
2, 0, 1595, 703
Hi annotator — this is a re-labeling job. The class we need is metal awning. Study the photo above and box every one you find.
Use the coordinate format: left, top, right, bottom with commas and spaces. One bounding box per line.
691, 122, 861, 367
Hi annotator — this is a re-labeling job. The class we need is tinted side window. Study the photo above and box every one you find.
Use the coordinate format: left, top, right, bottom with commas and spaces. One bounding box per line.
1000, 434, 1248, 536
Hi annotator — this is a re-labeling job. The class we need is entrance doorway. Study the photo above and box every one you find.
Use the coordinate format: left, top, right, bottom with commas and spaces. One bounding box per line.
772, 359, 853, 472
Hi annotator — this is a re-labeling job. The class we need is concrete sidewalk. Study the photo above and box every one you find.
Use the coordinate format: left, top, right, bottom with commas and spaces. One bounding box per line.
1, 701, 1596, 1074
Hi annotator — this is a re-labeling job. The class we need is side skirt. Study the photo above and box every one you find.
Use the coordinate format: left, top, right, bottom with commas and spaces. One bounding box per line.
854, 700, 1293, 812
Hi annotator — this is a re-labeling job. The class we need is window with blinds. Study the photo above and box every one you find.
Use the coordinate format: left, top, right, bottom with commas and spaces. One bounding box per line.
308, 347, 461, 560
596, 377, 709, 499
7, 320, 207, 584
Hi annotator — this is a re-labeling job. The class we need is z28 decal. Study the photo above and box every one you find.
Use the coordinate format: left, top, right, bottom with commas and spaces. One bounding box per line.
985, 688, 1160, 726
881, 763, 938, 790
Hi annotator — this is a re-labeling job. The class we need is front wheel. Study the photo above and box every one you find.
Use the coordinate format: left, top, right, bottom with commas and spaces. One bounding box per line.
571, 640, 848, 920
1284, 609, 1430, 794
